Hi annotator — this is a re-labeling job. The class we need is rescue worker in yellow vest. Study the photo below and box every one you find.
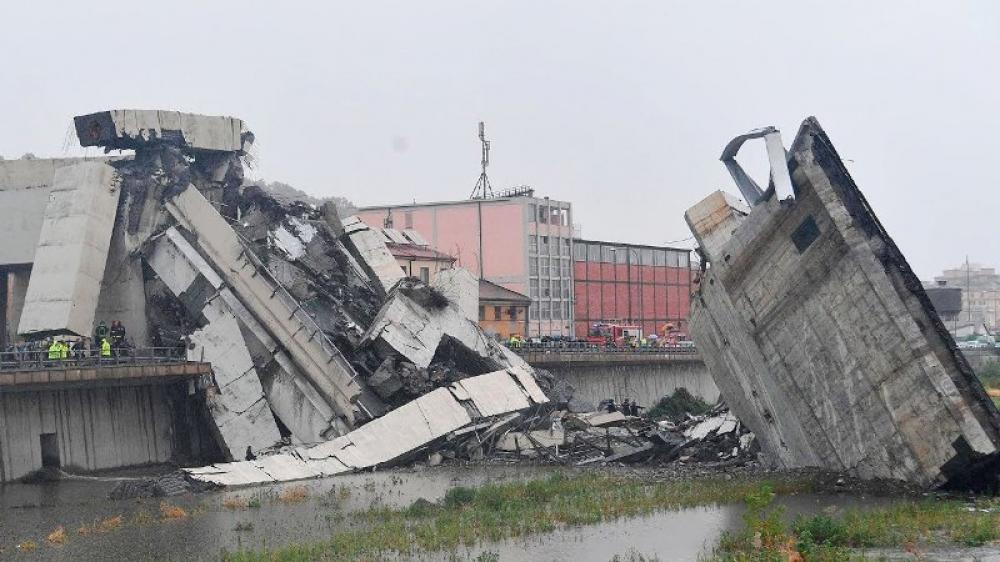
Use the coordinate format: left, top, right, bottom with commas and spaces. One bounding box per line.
100, 338, 112, 359
47, 339, 62, 360
60, 340, 70, 359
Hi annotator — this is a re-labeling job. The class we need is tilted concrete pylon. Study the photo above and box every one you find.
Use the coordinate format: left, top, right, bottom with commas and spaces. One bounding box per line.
687, 117, 1000, 489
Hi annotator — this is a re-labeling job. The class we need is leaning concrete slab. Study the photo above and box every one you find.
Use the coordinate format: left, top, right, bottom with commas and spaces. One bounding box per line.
145, 227, 343, 443
18, 161, 121, 336
164, 185, 364, 428
188, 312, 282, 460
687, 117, 1000, 489
431, 268, 480, 323
341, 215, 405, 294
75, 110, 249, 152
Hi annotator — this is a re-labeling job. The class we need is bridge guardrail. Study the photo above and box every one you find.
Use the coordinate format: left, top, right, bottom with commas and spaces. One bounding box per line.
508, 342, 697, 354
0, 347, 189, 372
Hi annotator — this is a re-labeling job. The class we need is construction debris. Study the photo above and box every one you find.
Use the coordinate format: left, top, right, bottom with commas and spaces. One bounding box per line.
686, 117, 1000, 490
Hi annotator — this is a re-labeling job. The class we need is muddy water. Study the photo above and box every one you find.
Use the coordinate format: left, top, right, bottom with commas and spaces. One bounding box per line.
0, 466, 896, 561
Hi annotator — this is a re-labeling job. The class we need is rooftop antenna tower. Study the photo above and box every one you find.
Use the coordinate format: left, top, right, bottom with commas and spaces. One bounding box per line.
470, 121, 493, 199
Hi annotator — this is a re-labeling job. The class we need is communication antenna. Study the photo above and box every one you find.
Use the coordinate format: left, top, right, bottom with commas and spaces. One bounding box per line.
470, 121, 493, 199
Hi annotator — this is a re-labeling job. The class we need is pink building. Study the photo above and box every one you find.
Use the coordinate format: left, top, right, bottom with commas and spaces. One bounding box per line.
356, 191, 574, 337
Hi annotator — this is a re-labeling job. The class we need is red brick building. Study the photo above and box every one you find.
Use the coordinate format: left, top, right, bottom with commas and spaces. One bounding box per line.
572, 239, 693, 339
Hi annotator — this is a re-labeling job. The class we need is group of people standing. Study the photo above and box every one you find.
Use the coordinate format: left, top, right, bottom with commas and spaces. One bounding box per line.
3, 320, 129, 364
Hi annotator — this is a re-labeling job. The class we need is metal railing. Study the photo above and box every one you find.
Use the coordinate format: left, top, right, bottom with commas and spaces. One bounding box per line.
0, 347, 188, 372
507, 342, 698, 354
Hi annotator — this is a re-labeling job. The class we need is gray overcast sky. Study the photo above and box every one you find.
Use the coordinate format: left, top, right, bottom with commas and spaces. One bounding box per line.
1, 1, 997, 279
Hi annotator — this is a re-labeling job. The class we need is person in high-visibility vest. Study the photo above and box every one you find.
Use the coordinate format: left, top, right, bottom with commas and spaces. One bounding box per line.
59, 340, 70, 359
48, 340, 62, 360
100, 338, 112, 358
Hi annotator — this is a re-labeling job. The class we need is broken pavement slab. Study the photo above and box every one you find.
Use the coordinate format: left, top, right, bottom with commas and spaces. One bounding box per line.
687, 117, 1000, 489
183, 369, 549, 487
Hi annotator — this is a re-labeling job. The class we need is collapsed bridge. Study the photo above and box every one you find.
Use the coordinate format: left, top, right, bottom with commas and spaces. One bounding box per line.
0, 110, 555, 482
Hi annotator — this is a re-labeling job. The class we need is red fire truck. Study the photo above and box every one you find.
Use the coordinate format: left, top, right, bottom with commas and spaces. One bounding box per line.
584, 322, 643, 348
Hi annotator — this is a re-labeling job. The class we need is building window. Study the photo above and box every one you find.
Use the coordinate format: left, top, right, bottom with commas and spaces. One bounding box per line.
587, 243, 600, 261
540, 258, 549, 277
508, 307, 518, 320
667, 251, 679, 267
601, 245, 614, 263
641, 249, 654, 266
542, 280, 551, 298
419, 267, 430, 283
563, 301, 571, 319
563, 282, 571, 298
538, 206, 548, 224
614, 247, 627, 264
529, 303, 538, 320
562, 238, 571, 256
529, 259, 538, 276
528, 204, 536, 223
549, 237, 558, 255
478, 305, 485, 321
574, 243, 586, 261
561, 259, 571, 276
530, 279, 539, 298
540, 301, 550, 320
540, 236, 549, 254
654, 250, 666, 267
553, 304, 563, 320
529, 235, 538, 255
679, 252, 690, 268
552, 279, 561, 295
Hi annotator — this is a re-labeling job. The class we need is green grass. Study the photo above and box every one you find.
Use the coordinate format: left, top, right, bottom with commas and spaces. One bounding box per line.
222, 472, 815, 562
710, 485, 1000, 561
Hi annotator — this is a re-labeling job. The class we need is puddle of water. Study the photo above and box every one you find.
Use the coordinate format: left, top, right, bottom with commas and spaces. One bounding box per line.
433, 493, 902, 562
0, 467, 899, 561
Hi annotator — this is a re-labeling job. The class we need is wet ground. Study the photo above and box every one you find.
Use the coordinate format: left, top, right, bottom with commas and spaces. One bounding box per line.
0, 465, 903, 561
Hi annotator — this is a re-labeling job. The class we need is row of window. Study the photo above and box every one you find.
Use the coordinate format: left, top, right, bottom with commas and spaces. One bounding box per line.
478, 305, 521, 321
529, 257, 572, 277
528, 204, 570, 226
528, 301, 572, 321
529, 278, 572, 299
529, 235, 572, 256
574, 242, 690, 268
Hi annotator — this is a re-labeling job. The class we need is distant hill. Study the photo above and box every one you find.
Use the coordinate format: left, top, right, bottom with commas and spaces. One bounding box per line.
244, 179, 357, 216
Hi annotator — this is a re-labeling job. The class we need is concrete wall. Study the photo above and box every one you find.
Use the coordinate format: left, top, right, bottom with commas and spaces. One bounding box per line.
525, 354, 718, 407
0, 384, 177, 481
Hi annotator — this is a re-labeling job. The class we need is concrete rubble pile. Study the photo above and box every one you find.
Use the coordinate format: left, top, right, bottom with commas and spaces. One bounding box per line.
469, 401, 757, 468
3, 109, 562, 487
686, 117, 1000, 490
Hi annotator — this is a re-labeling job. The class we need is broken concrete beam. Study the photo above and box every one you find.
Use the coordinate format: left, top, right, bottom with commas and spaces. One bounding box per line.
362, 289, 445, 368
183, 368, 549, 487
684, 190, 750, 264
188, 312, 282, 460
75, 110, 250, 152
496, 428, 566, 452
431, 268, 479, 323
144, 227, 346, 443
164, 185, 364, 427
18, 161, 121, 336
688, 117, 1000, 489
341, 215, 405, 293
